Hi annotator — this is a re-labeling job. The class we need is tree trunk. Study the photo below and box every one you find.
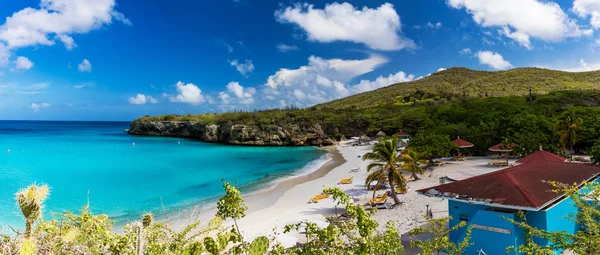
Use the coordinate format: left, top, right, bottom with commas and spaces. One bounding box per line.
570, 141, 574, 162
388, 173, 401, 205
25, 219, 32, 238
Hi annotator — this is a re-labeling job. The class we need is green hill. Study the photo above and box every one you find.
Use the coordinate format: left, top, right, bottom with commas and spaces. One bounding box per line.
133, 67, 600, 154
315, 67, 600, 110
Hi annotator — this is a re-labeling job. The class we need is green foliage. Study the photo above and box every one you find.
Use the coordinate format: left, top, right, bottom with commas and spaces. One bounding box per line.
408, 216, 472, 255
362, 136, 404, 204
16, 183, 49, 238
248, 236, 269, 255
591, 141, 600, 164
506, 181, 600, 254
216, 181, 248, 239
408, 133, 455, 159
399, 149, 427, 180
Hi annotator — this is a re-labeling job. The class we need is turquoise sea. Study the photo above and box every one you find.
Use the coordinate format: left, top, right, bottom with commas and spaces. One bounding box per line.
0, 121, 326, 227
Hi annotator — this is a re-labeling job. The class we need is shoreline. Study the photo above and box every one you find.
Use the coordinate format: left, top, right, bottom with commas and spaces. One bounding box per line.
167, 146, 346, 230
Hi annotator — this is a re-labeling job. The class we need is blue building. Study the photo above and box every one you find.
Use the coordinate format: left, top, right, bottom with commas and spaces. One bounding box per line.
417, 150, 600, 254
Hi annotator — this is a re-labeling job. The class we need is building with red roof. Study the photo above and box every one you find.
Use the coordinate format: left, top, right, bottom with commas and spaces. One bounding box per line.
417, 154, 600, 254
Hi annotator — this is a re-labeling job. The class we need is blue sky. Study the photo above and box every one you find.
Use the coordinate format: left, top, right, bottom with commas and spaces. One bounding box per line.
1, 0, 600, 121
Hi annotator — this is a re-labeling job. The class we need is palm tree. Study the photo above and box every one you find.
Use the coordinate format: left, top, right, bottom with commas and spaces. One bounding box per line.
556, 111, 583, 161
400, 149, 426, 180
15, 183, 50, 238
363, 136, 403, 205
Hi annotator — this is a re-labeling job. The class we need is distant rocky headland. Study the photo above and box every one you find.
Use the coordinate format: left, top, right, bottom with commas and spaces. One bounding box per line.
127, 121, 337, 146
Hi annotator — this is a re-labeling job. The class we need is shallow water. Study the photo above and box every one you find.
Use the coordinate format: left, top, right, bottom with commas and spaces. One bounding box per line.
0, 121, 326, 226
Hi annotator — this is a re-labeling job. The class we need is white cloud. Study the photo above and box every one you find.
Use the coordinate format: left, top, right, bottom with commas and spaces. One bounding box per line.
147, 96, 158, 104
540, 58, 600, 72
448, 0, 592, 48
275, 2, 415, 51
437, 68, 447, 72
220, 81, 256, 105
262, 54, 414, 107
276, 43, 299, 52
228, 59, 255, 76
30, 102, 50, 112
56, 34, 77, 50
0, 43, 9, 66
475, 51, 513, 70
459, 48, 472, 54
0, 0, 130, 49
128, 94, 147, 105
169, 81, 205, 105
265, 54, 388, 89
73, 82, 94, 89
15, 56, 33, 70
573, 0, 600, 29
416, 21, 442, 29
78, 59, 92, 72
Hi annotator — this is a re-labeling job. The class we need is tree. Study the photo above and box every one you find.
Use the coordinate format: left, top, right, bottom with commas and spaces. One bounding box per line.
400, 149, 427, 180
362, 136, 404, 205
216, 181, 248, 240
556, 111, 583, 161
591, 141, 600, 165
409, 216, 472, 255
408, 133, 455, 161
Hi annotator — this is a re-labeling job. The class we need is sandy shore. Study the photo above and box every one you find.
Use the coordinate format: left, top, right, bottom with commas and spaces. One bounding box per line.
171, 142, 514, 246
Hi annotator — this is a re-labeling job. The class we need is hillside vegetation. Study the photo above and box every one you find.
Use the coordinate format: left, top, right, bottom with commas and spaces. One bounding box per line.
134, 67, 600, 154
315, 67, 600, 109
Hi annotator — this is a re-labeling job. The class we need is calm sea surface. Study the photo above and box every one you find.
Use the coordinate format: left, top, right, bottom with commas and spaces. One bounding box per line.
0, 121, 326, 227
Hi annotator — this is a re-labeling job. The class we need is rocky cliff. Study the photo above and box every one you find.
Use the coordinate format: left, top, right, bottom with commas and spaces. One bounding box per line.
127, 121, 337, 146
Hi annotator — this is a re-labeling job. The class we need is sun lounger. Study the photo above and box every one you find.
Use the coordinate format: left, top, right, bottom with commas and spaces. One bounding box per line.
402, 175, 414, 182
368, 193, 388, 204
349, 167, 361, 173
394, 187, 409, 194
309, 193, 329, 203
433, 161, 445, 166
339, 177, 353, 184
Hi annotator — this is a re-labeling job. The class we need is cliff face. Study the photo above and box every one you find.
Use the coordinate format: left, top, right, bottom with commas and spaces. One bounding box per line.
127, 121, 337, 146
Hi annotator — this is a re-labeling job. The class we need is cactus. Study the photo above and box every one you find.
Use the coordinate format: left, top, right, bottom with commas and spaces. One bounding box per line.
15, 184, 49, 238
142, 213, 153, 228
248, 236, 269, 255
131, 222, 144, 255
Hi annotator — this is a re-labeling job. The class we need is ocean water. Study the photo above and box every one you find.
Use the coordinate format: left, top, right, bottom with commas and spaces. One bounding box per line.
0, 121, 326, 227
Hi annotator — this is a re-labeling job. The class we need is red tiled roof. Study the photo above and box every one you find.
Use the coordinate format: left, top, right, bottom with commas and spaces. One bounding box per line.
517, 150, 566, 164
489, 142, 518, 152
453, 138, 474, 148
417, 161, 600, 210
394, 131, 409, 136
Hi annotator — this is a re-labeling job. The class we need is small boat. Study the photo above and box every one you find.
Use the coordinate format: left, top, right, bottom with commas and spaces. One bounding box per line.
124, 129, 129, 133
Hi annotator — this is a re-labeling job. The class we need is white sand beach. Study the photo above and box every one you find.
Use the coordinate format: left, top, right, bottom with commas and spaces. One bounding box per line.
174, 141, 515, 247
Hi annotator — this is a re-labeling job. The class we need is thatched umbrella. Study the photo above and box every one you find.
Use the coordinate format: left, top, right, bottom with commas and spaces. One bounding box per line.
452, 136, 474, 157
376, 131, 387, 138
489, 142, 519, 164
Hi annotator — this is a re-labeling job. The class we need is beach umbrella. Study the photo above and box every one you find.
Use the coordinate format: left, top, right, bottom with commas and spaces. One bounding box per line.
452, 136, 474, 157
376, 131, 387, 138
489, 142, 519, 164
274, 233, 298, 249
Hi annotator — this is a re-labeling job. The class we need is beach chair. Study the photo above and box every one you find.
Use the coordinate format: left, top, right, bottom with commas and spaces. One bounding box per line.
339, 177, 353, 184
309, 193, 329, 203
368, 193, 388, 204
402, 175, 414, 182
434, 161, 445, 166
349, 167, 361, 173
369, 197, 393, 209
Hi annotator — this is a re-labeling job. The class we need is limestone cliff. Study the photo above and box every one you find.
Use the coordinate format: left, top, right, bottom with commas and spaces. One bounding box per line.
127, 121, 336, 146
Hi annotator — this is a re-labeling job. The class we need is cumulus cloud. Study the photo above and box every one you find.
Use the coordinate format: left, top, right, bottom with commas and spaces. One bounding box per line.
78, 59, 92, 72
128, 94, 158, 105
276, 43, 299, 52
228, 59, 255, 76
416, 22, 442, 29
262, 54, 414, 107
169, 81, 205, 105
219, 82, 256, 105
30, 102, 50, 112
266, 54, 388, 89
56, 34, 77, 50
475, 51, 513, 70
275, 2, 415, 51
15, 56, 33, 70
0, 43, 9, 66
540, 58, 600, 72
448, 0, 592, 49
573, 0, 600, 29
0, 0, 130, 49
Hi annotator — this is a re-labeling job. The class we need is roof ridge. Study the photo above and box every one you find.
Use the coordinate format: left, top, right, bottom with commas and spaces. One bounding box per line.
503, 170, 539, 207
